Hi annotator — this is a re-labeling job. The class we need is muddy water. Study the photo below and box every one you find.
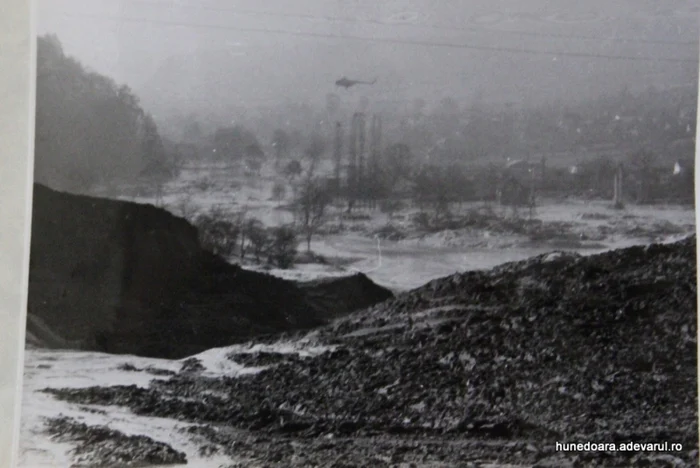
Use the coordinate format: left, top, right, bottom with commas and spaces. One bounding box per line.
318, 233, 688, 291
319, 235, 569, 290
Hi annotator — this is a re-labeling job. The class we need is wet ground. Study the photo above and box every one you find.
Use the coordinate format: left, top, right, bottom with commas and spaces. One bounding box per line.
20, 237, 698, 467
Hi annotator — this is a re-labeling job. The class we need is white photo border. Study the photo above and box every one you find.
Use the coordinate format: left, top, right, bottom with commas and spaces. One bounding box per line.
0, 0, 36, 466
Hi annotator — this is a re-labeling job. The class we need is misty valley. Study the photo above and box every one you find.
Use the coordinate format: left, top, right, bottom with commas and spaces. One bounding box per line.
20, 3, 699, 467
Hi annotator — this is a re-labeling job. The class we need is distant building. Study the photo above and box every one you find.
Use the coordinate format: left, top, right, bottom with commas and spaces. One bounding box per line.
673, 162, 682, 175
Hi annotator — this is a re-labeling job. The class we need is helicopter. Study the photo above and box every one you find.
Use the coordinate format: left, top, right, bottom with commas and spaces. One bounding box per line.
335, 77, 377, 89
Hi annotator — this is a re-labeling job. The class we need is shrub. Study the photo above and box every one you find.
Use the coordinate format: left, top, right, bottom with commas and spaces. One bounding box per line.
379, 199, 406, 218
268, 226, 298, 269
195, 214, 240, 257
413, 211, 432, 231
246, 221, 271, 262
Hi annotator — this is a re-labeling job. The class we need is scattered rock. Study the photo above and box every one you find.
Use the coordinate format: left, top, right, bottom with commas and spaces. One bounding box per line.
117, 363, 176, 376
44, 416, 187, 466
180, 358, 205, 374
41, 236, 698, 467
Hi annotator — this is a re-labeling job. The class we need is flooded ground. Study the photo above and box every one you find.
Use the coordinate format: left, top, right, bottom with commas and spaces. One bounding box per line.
22, 166, 694, 467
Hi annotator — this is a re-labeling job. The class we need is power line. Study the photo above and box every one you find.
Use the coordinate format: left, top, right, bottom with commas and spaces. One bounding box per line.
130, 0, 699, 47
60, 13, 699, 64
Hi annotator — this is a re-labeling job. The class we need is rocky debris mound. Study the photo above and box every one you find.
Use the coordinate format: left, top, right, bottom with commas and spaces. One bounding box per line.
180, 358, 206, 374
44, 416, 187, 466
27, 184, 392, 358
228, 351, 311, 368
42, 236, 698, 466
116, 363, 176, 377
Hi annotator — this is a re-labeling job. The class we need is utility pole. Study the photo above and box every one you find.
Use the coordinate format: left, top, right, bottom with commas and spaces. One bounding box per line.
347, 113, 360, 212
357, 112, 366, 203
369, 114, 383, 209
613, 162, 624, 209
333, 121, 343, 195
370, 114, 382, 172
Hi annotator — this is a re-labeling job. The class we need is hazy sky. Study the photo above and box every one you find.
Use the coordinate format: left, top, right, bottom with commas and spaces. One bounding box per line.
37, 0, 700, 118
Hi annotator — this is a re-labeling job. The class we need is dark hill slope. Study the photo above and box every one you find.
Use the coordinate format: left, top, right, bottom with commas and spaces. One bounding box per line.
27, 184, 392, 358
296, 273, 394, 320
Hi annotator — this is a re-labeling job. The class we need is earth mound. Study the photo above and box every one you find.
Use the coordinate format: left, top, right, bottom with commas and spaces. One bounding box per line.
296, 272, 395, 320
42, 236, 699, 466
27, 184, 393, 358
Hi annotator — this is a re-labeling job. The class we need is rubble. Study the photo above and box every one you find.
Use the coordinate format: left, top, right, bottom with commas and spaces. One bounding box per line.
42, 236, 698, 466
44, 416, 187, 466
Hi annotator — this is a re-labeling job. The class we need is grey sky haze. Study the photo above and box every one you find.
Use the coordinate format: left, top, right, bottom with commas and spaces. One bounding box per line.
37, 0, 699, 120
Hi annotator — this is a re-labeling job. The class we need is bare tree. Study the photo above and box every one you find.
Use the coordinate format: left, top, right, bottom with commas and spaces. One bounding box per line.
283, 160, 303, 182
294, 176, 332, 252
305, 133, 326, 176
175, 193, 199, 221
247, 222, 271, 262
245, 158, 262, 177
271, 128, 290, 168
193, 207, 242, 258
240, 217, 263, 260
271, 181, 287, 205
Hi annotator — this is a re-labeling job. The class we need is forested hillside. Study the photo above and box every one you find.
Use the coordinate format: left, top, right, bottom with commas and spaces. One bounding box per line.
34, 35, 175, 193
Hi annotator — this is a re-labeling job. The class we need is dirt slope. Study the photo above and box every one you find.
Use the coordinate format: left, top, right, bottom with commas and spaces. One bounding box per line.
27, 184, 392, 358
297, 273, 395, 320
43, 236, 698, 466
